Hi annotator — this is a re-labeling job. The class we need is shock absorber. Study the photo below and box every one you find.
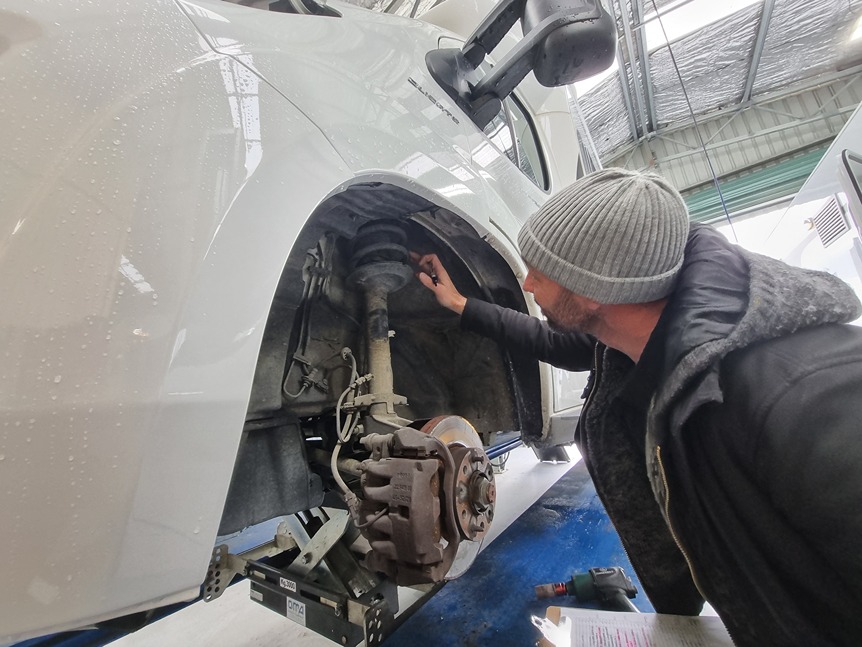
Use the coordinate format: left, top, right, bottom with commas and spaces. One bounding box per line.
341, 221, 497, 585
347, 220, 413, 423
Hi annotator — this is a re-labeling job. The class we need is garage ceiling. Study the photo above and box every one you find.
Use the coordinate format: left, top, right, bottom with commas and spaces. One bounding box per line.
579, 0, 862, 160
369, 0, 862, 165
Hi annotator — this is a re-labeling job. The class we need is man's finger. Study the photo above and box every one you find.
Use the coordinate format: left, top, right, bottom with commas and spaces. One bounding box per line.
417, 272, 436, 290
409, 251, 437, 272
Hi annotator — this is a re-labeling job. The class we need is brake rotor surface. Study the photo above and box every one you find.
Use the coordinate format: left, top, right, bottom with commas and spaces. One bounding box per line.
421, 415, 483, 449
419, 416, 495, 579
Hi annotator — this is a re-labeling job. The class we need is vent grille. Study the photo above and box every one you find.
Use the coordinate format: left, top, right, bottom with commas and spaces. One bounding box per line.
813, 198, 850, 248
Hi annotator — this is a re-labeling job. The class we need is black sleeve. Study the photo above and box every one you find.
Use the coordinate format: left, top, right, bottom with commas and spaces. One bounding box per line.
459, 298, 594, 372
758, 346, 862, 600
711, 325, 862, 639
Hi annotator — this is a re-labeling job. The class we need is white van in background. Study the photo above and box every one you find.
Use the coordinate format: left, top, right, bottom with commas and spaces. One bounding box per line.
765, 104, 862, 316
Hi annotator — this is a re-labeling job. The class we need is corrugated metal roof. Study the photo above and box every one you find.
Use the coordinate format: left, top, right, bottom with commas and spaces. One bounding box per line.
582, 0, 862, 159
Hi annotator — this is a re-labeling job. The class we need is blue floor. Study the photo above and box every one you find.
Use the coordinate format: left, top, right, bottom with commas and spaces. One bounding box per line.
384, 460, 653, 647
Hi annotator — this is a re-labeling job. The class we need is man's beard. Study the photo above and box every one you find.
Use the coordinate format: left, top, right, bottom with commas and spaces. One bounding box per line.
542, 291, 599, 335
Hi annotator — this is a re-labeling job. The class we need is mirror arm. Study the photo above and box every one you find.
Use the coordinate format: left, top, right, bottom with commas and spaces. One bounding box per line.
470, 3, 602, 102
460, 0, 528, 68
426, 0, 609, 130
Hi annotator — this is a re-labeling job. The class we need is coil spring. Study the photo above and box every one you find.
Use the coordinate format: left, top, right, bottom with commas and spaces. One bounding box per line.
349, 220, 409, 271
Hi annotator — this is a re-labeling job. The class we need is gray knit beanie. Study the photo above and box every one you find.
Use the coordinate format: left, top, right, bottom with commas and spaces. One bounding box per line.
517, 168, 690, 304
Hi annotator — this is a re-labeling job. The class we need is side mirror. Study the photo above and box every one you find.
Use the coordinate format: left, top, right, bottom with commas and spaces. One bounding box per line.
426, 0, 615, 129
522, 0, 618, 86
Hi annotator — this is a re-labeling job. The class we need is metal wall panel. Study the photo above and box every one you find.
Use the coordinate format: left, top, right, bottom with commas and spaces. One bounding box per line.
608, 76, 862, 193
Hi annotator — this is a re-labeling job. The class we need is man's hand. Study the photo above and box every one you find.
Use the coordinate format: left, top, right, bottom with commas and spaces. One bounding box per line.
410, 252, 467, 315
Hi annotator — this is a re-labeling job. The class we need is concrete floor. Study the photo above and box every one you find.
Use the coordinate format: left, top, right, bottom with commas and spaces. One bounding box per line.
113, 445, 580, 647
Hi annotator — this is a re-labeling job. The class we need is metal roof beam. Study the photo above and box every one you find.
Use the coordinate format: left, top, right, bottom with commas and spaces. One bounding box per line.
641, 64, 862, 141
615, 0, 650, 137
654, 106, 857, 165
813, 75, 861, 115
703, 110, 743, 145
653, 132, 699, 150
601, 68, 862, 163
634, 0, 699, 29
633, 0, 658, 133
607, 0, 640, 142
615, 53, 640, 143
569, 90, 606, 171
742, 0, 775, 103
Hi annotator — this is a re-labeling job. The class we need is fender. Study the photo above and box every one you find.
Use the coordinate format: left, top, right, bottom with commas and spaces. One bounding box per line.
0, 0, 580, 641
0, 1, 352, 640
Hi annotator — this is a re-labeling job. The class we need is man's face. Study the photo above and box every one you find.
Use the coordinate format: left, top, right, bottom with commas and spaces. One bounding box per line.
522, 266, 601, 334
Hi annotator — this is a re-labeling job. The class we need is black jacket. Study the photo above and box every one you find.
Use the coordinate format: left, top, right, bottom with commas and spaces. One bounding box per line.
461, 225, 862, 645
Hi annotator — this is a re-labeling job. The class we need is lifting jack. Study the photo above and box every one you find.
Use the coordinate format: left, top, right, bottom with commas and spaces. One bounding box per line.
204, 510, 398, 647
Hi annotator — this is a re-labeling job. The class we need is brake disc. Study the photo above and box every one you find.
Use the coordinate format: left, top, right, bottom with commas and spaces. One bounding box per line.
420, 416, 496, 580
422, 415, 482, 449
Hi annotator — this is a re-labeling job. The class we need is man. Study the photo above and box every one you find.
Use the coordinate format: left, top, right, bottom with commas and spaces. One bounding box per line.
413, 168, 862, 646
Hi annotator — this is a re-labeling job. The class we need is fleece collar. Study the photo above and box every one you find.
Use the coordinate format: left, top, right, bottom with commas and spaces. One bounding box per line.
651, 224, 862, 438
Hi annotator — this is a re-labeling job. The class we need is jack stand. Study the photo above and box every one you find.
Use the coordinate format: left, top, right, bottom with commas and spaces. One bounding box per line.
204, 512, 400, 646
247, 557, 398, 647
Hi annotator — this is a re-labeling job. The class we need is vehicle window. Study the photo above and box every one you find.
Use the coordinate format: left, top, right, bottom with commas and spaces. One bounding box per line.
483, 96, 548, 191
507, 98, 547, 189
483, 108, 518, 166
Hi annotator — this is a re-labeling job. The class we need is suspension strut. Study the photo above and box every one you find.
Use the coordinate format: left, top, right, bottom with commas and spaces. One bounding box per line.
339, 220, 496, 586
347, 220, 413, 424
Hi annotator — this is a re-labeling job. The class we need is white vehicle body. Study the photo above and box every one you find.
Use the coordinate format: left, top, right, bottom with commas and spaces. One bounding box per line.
0, 0, 593, 642
771, 103, 862, 319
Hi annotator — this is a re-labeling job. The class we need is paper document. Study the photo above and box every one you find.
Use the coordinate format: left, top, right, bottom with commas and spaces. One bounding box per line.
537, 607, 734, 647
